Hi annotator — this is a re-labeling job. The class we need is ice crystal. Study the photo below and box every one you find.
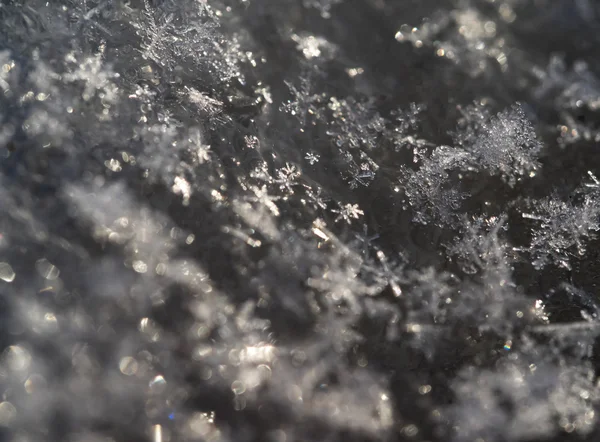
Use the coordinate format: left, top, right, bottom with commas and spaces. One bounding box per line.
327, 97, 385, 150
332, 203, 364, 224
522, 194, 600, 269
403, 103, 541, 225
281, 76, 326, 127
470, 106, 541, 182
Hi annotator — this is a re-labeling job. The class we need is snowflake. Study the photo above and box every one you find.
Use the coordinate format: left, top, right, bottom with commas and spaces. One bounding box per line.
304, 186, 329, 210
128, 83, 157, 102
396, 7, 511, 78
342, 151, 379, 189
172, 176, 192, 205
392, 103, 426, 133
138, 0, 176, 66
366, 249, 404, 297
327, 97, 385, 150
244, 135, 260, 150
351, 224, 380, 258
246, 185, 281, 217
305, 152, 321, 165
400, 146, 471, 225
521, 194, 600, 269
275, 163, 301, 193
332, 203, 364, 224
186, 128, 211, 164
291, 33, 338, 60
184, 87, 223, 118
534, 55, 600, 111
467, 104, 542, 184
348, 167, 376, 189
64, 45, 120, 103
281, 76, 326, 127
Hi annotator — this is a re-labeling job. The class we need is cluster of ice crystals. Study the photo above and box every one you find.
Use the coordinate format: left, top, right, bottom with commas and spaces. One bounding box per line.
3, 1, 600, 442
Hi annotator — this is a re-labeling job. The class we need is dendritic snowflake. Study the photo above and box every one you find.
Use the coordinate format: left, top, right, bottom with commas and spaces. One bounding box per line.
332, 203, 364, 224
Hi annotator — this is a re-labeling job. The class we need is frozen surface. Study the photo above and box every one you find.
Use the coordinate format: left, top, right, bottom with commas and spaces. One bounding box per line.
2, 1, 600, 441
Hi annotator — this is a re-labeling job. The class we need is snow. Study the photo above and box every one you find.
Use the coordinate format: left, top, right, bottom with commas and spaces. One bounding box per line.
3, 1, 600, 441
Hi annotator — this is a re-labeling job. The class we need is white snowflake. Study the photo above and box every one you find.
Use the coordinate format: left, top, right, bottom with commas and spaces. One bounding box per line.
348, 169, 376, 189
187, 128, 211, 164
332, 203, 364, 224
184, 87, 223, 117
172, 176, 192, 205
64, 45, 120, 103
305, 152, 321, 165
244, 135, 260, 150
246, 185, 281, 217
276, 163, 301, 193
